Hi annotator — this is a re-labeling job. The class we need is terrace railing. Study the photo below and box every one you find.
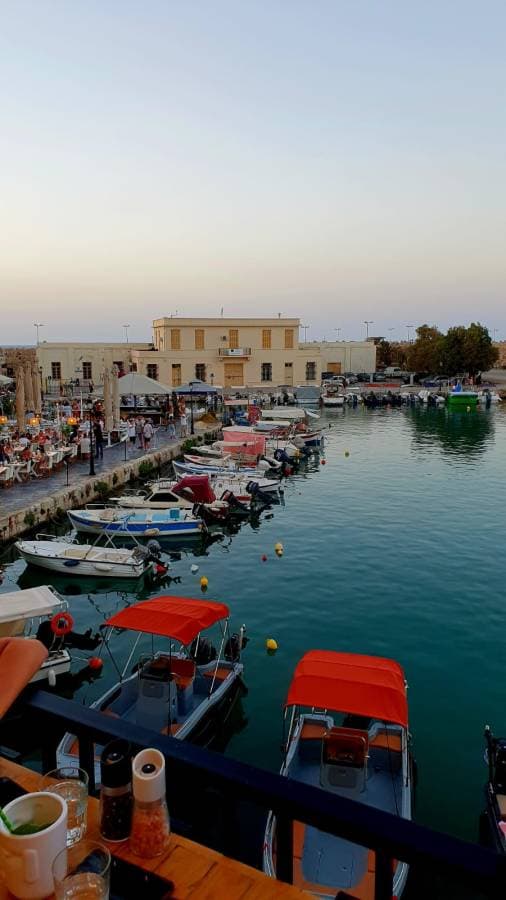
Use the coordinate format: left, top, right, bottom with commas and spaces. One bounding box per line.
5, 689, 506, 900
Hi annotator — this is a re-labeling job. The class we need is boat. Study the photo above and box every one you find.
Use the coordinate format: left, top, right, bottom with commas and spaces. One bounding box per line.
57, 596, 246, 781
15, 533, 155, 579
172, 460, 282, 489
0, 587, 73, 684
482, 726, 506, 853
447, 384, 478, 409
321, 384, 345, 407
114, 485, 193, 510
477, 390, 502, 405
67, 506, 205, 537
155, 472, 282, 503
263, 650, 414, 898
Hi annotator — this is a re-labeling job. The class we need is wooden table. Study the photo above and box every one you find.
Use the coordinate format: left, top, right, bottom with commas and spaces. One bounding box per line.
0, 758, 306, 899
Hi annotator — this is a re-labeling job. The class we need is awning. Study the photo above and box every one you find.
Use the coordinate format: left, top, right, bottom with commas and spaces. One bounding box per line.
0, 586, 64, 623
105, 596, 229, 645
117, 373, 173, 396
285, 650, 408, 728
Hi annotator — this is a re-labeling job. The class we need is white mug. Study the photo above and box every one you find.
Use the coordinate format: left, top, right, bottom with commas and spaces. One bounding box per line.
0, 791, 68, 899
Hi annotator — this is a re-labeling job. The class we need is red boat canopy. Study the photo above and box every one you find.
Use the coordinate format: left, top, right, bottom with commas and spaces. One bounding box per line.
172, 475, 216, 504
105, 596, 229, 646
285, 651, 408, 728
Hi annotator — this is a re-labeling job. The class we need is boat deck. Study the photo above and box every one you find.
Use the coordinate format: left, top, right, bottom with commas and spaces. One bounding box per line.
0, 758, 306, 900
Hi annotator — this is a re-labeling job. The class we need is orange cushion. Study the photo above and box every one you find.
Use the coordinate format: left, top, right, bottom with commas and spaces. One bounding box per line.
0, 638, 48, 718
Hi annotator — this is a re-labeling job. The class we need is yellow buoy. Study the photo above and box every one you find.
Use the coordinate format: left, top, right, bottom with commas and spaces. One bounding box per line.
274, 542, 284, 553
266, 638, 278, 651
466, 405, 471, 412
200, 576, 208, 590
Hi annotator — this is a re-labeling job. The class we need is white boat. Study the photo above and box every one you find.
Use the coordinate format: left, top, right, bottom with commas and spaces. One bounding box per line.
477, 390, 502, 403
58, 596, 246, 782
0, 586, 72, 684
67, 506, 204, 537
263, 651, 413, 898
114, 485, 193, 511
15, 534, 152, 579
171, 462, 281, 496
321, 386, 345, 407
260, 408, 306, 422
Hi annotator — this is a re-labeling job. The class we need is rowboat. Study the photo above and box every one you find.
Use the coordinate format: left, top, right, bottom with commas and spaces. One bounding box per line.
67, 506, 204, 537
264, 650, 414, 898
15, 534, 153, 579
57, 596, 246, 781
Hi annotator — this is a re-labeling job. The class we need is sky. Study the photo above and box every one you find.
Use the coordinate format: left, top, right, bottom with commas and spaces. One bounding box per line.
1, 0, 506, 344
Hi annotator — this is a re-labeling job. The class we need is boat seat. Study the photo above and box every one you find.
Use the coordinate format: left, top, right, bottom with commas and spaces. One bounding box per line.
320, 727, 368, 792
369, 731, 402, 752
298, 722, 327, 762
169, 657, 196, 690
161, 723, 182, 736
202, 667, 230, 682
300, 722, 327, 740
136, 661, 178, 732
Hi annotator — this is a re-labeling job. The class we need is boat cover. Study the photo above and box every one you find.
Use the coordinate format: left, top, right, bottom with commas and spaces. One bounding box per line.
173, 475, 216, 503
0, 586, 64, 623
105, 596, 229, 644
285, 650, 408, 728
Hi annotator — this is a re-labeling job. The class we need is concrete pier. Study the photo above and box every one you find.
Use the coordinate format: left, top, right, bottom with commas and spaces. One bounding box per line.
0, 428, 218, 543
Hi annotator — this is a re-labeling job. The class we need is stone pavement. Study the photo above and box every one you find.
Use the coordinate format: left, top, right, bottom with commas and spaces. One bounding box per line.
0, 428, 182, 517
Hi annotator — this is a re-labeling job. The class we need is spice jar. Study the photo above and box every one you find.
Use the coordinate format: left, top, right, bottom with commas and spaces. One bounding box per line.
99, 739, 133, 842
130, 748, 170, 858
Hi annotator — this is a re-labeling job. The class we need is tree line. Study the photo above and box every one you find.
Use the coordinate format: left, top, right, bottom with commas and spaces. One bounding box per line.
377, 323, 498, 376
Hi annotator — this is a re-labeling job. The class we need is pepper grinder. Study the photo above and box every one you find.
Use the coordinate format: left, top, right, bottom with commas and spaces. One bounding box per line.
130, 748, 170, 858
99, 739, 133, 842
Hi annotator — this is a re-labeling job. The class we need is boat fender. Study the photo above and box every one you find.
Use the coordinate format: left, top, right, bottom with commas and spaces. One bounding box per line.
47, 668, 57, 688
50, 611, 74, 636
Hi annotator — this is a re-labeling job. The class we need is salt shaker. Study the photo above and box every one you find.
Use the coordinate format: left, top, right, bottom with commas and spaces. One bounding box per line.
130, 748, 170, 858
99, 739, 133, 842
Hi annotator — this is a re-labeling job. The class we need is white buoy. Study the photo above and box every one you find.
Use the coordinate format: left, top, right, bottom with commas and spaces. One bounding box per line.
190, 564, 199, 573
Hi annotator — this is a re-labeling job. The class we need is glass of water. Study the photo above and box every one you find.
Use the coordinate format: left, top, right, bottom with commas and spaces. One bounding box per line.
53, 840, 110, 899
41, 766, 89, 846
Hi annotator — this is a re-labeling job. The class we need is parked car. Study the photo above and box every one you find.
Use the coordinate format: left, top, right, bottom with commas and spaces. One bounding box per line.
344, 372, 358, 384
421, 375, 451, 388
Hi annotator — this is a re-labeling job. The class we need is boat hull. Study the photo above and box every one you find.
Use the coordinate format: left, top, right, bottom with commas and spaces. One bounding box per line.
16, 542, 148, 579
67, 510, 203, 537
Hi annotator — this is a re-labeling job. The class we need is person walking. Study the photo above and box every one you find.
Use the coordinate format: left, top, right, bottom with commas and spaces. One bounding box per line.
94, 419, 104, 460
179, 410, 188, 437
127, 417, 136, 450
143, 418, 154, 450
168, 414, 176, 440
135, 417, 144, 449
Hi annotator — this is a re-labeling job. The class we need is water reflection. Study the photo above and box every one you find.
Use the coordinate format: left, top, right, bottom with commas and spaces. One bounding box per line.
408, 407, 494, 459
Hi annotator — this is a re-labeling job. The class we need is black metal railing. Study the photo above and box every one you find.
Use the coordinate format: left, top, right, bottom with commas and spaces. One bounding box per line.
5, 690, 506, 899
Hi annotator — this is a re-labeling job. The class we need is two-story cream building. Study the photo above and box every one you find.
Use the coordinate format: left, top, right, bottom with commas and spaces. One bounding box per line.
30, 316, 376, 391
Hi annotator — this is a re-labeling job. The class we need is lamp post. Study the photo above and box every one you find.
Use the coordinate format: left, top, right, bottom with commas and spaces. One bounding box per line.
123, 324, 130, 343
406, 324, 414, 343
364, 321, 373, 340
34, 323, 45, 345
87, 401, 95, 476
189, 380, 198, 435
300, 324, 310, 343
334, 327, 341, 341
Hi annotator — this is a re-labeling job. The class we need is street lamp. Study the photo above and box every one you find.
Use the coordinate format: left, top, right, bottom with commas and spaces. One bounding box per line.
189, 380, 199, 435
334, 327, 342, 341
87, 400, 95, 477
364, 321, 373, 340
406, 324, 414, 343
34, 323, 45, 345
123, 324, 130, 343
299, 324, 310, 343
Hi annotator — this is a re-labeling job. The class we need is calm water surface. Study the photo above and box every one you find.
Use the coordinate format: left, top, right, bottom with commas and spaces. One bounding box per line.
2, 405, 505, 844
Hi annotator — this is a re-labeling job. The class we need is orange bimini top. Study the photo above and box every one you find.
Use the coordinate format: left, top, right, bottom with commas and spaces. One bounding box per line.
285, 650, 408, 728
105, 596, 229, 646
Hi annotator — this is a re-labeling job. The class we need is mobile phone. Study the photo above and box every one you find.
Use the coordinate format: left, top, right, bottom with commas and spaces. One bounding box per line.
110, 856, 174, 899
0, 777, 28, 807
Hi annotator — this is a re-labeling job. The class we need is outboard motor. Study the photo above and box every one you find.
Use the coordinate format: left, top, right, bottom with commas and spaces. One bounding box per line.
220, 490, 250, 517
246, 481, 272, 506
146, 539, 162, 561
190, 637, 217, 665
36, 620, 101, 651
224, 629, 248, 662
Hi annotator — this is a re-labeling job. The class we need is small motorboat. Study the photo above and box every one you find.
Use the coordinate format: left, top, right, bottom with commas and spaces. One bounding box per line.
57, 595, 246, 782
67, 506, 205, 537
321, 385, 345, 407
0, 586, 74, 684
477, 390, 502, 405
154, 472, 281, 504
482, 726, 506, 853
16, 533, 155, 579
447, 383, 478, 409
264, 650, 414, 898
172, 459, 282, 487
114, 485, 193, 510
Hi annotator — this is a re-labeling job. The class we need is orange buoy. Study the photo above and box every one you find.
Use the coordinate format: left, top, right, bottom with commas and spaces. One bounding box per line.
261, 554, 267, 562
88, 657, 103, 671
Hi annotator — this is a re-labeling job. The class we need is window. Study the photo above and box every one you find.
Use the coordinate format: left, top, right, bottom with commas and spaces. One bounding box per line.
306, 361, 317, 381
130, 362, 138, 372
147, 364, 158, 381
285, 362, 293, 369
171, 329, 181, 350
261, 362, 272, 382
195, 363, 206, 381
82, 362, 92, 380
195, 328, 205, 350
229, 328, 239, 349
51, 362, 61, 380
172, 364, 182, 386
262, 329, 271, 349
285, 329, 294, 349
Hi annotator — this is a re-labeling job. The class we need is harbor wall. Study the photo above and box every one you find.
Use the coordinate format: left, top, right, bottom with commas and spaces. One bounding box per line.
0, 432, 217, 543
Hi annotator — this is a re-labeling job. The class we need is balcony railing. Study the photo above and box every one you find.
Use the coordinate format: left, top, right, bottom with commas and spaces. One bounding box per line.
218, 348, 252, 357
5, 690, 506, 899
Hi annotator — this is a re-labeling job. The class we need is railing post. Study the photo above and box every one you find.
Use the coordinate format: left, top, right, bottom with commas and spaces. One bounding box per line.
78, 734, 96, 795
276, 814, 293, 884
374, 849, 393, 900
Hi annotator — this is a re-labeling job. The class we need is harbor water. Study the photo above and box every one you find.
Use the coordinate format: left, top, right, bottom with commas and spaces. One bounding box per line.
1, 404, 506, 845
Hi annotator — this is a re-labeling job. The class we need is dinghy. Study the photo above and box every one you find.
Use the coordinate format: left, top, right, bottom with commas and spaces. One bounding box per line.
57, 596, 246, 782
16, 534, 154, 579
264, 650, 414, 899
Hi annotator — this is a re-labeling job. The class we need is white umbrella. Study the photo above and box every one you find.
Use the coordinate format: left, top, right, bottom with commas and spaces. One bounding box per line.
116, 372, 172, 396
0, 374, 13, 386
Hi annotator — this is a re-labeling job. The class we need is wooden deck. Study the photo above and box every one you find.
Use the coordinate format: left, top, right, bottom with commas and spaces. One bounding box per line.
0, 758, 307, 899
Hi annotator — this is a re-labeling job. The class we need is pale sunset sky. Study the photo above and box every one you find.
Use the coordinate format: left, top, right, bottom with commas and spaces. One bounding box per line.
1, 1, 505, 344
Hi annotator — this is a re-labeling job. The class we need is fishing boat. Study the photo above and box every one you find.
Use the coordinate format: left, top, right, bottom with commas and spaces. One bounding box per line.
482, 726, 506, 853
67, 506, 204, 537
447, 384, 478, 409
15, 533, 155, 579
0, 587, 72, 684
263, 651, 414, 898
57, 596, 246, 780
